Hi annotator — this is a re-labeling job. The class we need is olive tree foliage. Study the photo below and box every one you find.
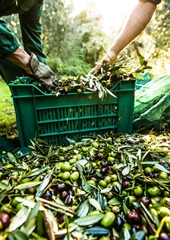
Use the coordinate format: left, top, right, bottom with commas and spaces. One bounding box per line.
125, 0, 170, 77
43, 0, 109, 75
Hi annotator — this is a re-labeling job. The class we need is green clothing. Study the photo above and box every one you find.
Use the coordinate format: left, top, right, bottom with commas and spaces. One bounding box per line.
0, 0, 46, 83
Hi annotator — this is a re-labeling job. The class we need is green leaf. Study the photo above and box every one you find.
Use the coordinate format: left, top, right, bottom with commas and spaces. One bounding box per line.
130, 230, 145, 240
22, 165, 49, 179
14, 181, 41, 190
89, 198, 102, 212
37, 210, 45, 236
36, 168, 55, 198
124, 226, 131, 240
108, 198, 121, 206
9, 206, 29, 232
140, 202, 155, 223
154, 163, 170, 174
74, 214, 104, 226
0, 181, 11, 190
122, 165, 130, 176
8, 230, 29, 240
21, 201, 40, 235
7, 152, 17, 164
76, 199, 90, 217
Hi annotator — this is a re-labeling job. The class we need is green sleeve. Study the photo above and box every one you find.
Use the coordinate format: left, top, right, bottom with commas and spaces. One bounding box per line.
19, 0, 46, 63
145, 0, 161, 4
0, 19, 20, 59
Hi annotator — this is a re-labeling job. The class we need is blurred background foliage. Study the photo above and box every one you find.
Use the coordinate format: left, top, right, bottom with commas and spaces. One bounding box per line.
3, 0, 170, 77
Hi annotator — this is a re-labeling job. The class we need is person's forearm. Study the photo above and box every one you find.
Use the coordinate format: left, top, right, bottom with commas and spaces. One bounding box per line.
6, 46, 33, 75
104, 1, 157, 62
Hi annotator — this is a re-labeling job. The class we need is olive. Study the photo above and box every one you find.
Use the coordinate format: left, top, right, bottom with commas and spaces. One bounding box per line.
0, 212, 10, 230
112, 186, 119, 194
122, 181, 130, 189
96, 173, 104, 180
101, 211, 115, 228
60, 191, 68, 200
158, 233, 170, 240
147, 186, 161, 197
76, 196, 83, 204
100, 161, 108, 168
67, 189, 74, 196
64, 195, 73, 206
140, 196, 151, 208
114, 215, 124, 231
55, 183, 68, 192
126, 210, 141, 224
43, 190, 52, 200
57, 214, 66, 224
100, 168, 107, 175
96, 153, 104, 160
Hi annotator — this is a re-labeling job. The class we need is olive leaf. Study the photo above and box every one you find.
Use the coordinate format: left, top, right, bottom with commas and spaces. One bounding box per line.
89, 198, 102, 212
124, 226, 131, 240
130, 230, 146, 240
85, 227, 111, 236
108, 198, 121, 206
21, 201, 40, 235
8, 206, 30, 232
7, 152, 18, 164
8, 230, 29, 240
36, 167, 55, 197
154, 163, 170, 174
22, 165, 49, 179
74, 214, 104, 226
76, 199, 90, 217
14, 181, 41, 190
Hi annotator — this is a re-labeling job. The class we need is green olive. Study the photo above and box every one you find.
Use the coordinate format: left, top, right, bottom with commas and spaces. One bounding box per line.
147, 186, 161, 197
70, 172, 79, 181
134, 186, 143, 196
61, 171, 70, 180
101, 211, 115, 228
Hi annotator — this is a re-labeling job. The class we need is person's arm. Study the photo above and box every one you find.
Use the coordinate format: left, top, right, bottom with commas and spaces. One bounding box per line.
91, 0, 161, 73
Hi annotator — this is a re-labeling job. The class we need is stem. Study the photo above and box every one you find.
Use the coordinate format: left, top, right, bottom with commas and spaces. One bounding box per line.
35, 197, 74, 214
140, 208, 156, 234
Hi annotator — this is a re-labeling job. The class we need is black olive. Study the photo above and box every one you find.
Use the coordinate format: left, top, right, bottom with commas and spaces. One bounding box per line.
43, 190, 52, 200
100, 168, 107, 175
126, 210, 141, 224
0, 213, 10, 230
100, 161, 108, 168
96, 173, 104, 179
112, 186, 119, 194
55, 183, 68, 192
140, 196, 151, 208
60, 191, 68, 200
64, 195, 73, 206
114, 215, 124, 231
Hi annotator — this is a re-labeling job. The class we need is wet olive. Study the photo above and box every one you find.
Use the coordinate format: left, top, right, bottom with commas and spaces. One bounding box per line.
114, 215, 124, 231
126, 210, 141, 224
112, 186, 119, 194
101, 212, 115, 228
55, 183, 68, 192
147, 186, 161, 197
0, 212, 10, 230
122, 181, 130, 189
140, 196, 151, 208
43, 190, 52, 200
64, 195, 73, 206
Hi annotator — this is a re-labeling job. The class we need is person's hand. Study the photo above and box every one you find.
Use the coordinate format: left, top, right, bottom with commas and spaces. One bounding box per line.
29, 53, 58, 92
88, 51, 117, 75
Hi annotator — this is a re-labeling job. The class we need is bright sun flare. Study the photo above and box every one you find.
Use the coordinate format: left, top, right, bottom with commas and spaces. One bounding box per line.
72, 0, 137, 33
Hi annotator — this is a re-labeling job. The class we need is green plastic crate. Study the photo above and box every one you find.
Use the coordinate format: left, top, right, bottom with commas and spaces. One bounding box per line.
9, 80, 135, 147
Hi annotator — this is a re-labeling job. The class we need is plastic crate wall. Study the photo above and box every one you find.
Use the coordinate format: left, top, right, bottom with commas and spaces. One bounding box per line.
9, 80, 135, 147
